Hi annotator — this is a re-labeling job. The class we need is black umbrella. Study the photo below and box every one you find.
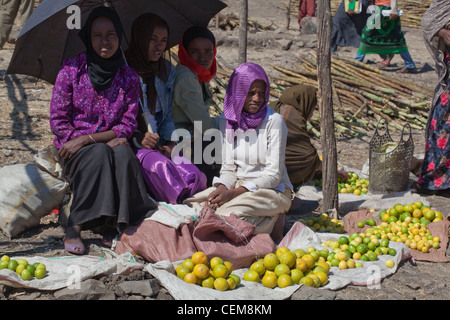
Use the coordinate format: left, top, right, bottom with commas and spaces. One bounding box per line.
6, 0, 227, 84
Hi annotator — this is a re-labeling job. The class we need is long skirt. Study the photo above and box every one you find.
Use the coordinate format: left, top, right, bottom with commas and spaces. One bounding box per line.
418, 55, 450, 191
135, 148, 207, 204
183, 180, 292, 235
357, 5, 408, 55
63, 143, 157, 232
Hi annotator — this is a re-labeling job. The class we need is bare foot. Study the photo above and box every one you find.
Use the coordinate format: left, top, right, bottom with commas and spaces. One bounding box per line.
64, 225, 85, 255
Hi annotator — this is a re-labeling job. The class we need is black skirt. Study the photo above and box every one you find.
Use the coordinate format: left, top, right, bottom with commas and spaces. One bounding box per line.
63, 143, 157, 232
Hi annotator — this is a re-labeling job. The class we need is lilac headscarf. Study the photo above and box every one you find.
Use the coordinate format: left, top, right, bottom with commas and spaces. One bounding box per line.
223, 62, 270, 132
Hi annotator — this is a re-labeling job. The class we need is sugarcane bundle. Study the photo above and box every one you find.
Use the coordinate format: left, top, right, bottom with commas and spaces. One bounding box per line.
269, 53, 433, 138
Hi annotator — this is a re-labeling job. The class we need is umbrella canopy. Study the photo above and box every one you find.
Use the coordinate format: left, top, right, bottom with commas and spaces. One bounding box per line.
6, 0, 226, 84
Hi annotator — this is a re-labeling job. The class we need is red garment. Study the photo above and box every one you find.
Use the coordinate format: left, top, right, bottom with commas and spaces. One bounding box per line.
375, 0, 391, 5
298, 0, 316, 29
177, 40, 217, 83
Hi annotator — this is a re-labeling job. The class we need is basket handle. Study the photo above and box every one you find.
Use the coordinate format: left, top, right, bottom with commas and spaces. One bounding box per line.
375, 118, 389, 136
400, 123, 412, 142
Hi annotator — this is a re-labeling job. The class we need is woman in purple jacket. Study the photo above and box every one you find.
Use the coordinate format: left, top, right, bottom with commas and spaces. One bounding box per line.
50, 6, 156, 255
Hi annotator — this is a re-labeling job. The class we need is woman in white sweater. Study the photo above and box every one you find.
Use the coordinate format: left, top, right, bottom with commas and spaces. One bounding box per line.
184, 62, 293, 235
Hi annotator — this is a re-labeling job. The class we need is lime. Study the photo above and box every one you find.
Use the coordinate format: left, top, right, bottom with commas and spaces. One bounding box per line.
380, 238, 389, 247
1, 255, 10, 262
357, 221, 364, 228
7, 260, 18, 271
0, 261, 8, 269
388, 248, 397, 256
338, 236, 349, 245
21, 269, 32, 281
368, 252, 378, 261
34, 268, 46, 279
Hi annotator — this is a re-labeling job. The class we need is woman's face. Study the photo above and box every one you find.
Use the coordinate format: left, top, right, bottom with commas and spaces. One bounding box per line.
243, 80, 266, 114
186, 37, 214, 70
90, 16, 119, 59
147, 25, 168, 62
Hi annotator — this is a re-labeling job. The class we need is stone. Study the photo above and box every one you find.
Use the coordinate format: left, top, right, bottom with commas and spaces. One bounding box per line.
53, 279, 115, 300
291, 285, 336, 300
117, 279, 161, 297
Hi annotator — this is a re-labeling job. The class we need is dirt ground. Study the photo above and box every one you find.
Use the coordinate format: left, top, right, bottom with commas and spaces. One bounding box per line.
0, 0, 448, 301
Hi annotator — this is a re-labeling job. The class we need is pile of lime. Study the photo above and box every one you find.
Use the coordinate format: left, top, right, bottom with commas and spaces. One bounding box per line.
0, 255, 47, 281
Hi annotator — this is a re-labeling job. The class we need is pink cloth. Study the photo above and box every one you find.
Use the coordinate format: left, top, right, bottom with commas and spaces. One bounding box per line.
298, 0, 316, 28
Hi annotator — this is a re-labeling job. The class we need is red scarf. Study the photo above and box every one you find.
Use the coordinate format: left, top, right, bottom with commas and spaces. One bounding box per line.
178, 41, 217, 83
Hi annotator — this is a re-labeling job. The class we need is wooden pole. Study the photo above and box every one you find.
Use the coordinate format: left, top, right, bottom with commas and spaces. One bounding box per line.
238, 0, 248, 64
317, 0, 339, 215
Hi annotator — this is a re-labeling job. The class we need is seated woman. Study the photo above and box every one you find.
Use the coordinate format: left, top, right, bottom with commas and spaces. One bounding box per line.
172, 26, 221, 185
50, 6, 157, 255
269, 84, 349, 191
184, 62, 293, 235
125, 13, 206, 204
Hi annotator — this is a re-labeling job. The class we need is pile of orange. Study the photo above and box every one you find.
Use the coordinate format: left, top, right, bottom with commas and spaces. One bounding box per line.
0, 255, 47, 280
176, 251, 240, 291
299, 213, 345, 233
243, 246, 329, 289
358, 201, 442, 253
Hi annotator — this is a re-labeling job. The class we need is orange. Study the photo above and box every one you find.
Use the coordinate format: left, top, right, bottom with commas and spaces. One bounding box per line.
412, 209, 423, 219
314, 271, 328, 286
226, 277, 237, 290
193, 263, 210, 280
228, 274, 241, 287
299, 276, 314, 287
274, 263, 290, 277
295, 258, 308, 273
182, 258, 195, 271
290, 269, 304, 284
250, 260, 266, 276
277, 274, 293, 288
423, 210, 436, 221
261, 273, 278, 288
210, 257, 224, 270
243, 270, 260, 282
223, 261, 233, 274
213, 264, 229, 278
202, 276, 215, 289
192, 251, 208, 266
184, 272, 198, 284
263, 253, 280, 271
301, 254, 315, 269
307, 274, 321, 288
279, 251, 296, 268
316, 261, 330, 274
276, 247, 290, 259
214, 277, 229, 291
293, 249, 306, 258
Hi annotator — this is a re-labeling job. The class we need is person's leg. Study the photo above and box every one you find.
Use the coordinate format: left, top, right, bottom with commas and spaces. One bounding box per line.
398, 50, 416, 70
18, 0, 34, 30
0, 0, 21, 48
354, 51, 366, 62
298, 0, 306, 29
62, 144, 116, 254
306, 0, 316, 17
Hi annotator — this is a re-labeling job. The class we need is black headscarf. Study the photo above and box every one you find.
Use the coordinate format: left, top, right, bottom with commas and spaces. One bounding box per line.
78, 6, 125, 92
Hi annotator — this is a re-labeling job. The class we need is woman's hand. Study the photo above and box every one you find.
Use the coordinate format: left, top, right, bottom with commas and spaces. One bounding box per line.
141, 132, 160, 149
106, 137, 129, 149
207, 184, 247, 209
59, 135, 90, 159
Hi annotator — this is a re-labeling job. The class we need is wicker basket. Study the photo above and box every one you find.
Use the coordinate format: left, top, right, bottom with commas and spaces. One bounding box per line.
369, 120, 414, 193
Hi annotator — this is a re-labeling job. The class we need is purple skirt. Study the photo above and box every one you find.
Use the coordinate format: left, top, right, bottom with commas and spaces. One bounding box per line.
135, 148, 207, 204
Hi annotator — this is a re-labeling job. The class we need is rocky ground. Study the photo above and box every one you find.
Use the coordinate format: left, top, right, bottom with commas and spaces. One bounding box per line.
0, 0, 448, 302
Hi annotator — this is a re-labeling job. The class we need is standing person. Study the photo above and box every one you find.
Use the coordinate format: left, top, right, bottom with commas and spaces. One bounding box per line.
331, 0, 371, 54
354, 0, 417, 73
298, 0, 316, 30
0, 0, 35, 49
125, 13, 206, 204
415, 0, 450, 194
172, 26, 221, 185
50, 6, 157, 255
184, 62, 293, 235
